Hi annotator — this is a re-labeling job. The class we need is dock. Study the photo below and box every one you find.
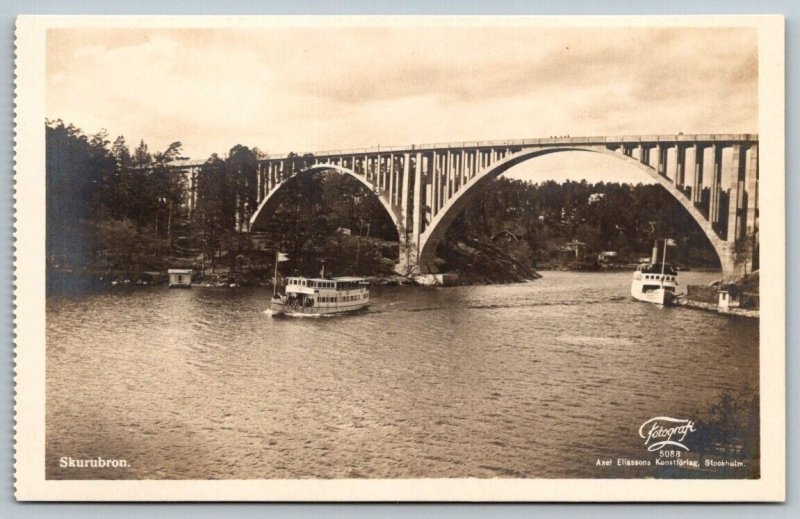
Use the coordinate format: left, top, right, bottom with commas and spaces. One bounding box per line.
675, 296, 759, 319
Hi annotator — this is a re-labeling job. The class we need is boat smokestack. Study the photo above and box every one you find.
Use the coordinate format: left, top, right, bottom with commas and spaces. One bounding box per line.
652, 242, 659, 264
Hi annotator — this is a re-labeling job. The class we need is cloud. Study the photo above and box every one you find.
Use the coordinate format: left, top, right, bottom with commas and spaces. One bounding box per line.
46, 23, 757, 175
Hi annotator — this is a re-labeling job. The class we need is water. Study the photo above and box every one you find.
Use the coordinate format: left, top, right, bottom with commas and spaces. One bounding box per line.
46, 271, 759, 479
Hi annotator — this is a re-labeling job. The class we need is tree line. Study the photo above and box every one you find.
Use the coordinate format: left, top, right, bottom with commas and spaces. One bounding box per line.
45, 120, 392, 277
45, 120, 268, 273
445, 177, 720, 267
46, 119, 721, 280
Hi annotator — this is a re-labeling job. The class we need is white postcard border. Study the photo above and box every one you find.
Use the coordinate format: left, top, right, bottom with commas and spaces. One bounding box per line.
13, 14, 786, 501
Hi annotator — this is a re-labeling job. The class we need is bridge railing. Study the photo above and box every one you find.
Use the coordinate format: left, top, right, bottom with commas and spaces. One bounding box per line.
258, 134, 757, 160
161, 134, 759, 166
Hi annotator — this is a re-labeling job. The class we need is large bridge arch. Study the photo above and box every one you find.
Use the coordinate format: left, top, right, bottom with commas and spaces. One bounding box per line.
249, 163, 404, 245
416, 146, 728, 273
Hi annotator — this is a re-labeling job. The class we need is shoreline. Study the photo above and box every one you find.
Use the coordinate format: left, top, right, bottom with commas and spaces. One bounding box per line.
675, 297, 759, 319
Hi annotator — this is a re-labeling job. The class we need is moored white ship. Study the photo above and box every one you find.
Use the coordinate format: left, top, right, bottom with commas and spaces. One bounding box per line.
630, 239, 679, 306
630, 263, 678, 305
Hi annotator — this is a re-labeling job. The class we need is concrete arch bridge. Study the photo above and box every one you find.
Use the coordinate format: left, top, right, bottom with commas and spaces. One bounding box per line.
244, 135, 758, 276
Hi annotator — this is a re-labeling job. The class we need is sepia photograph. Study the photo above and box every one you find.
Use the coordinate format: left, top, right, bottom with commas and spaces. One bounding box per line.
14, 15, 785, 501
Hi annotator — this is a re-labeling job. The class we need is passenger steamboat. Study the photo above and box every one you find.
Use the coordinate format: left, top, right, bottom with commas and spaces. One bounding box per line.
270, 276, 370, 316
630, 239, 678, 306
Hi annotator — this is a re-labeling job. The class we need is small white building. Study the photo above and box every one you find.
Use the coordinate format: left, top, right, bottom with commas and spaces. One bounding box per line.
717, 289, 740, 310
597, 251, 619, 263
168, 269, 193, 288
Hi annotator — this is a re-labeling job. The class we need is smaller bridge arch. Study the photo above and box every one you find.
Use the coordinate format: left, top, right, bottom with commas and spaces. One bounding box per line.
249, 163, 404, 238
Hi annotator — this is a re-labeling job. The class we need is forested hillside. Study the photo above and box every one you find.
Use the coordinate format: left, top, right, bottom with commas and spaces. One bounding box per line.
45, 120, 720, 289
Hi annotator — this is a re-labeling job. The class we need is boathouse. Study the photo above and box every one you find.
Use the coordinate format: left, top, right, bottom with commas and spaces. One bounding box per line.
168, 269, 193, 288
717, 288, 741, 310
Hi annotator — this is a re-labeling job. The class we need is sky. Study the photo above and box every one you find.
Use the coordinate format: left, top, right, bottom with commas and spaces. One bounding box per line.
46, 23, 757, 184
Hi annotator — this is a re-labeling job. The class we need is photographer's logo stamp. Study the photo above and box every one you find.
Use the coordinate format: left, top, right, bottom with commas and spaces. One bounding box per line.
639, 416, 697, 451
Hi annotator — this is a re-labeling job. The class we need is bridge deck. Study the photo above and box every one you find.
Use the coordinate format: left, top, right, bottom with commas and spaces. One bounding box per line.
257, 134, 758, 161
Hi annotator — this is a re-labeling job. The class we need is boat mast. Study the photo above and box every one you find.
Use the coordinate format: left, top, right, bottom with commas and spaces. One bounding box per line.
273, 251, 279, 297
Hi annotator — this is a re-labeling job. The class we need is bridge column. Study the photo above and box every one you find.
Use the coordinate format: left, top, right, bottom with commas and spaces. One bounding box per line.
440, 152, 446, 213
709, 144, 723, 228
744, 144, 759, 239
656, 144, 668, 177
674, 145, 686, 190
453, 151, 459, 193
448, 151, 454, 199
459, 150, 466, 190
267, 162, 273, 194
374, 155, 379, 188
431, 152, 439, 216
726, 144, 746, 244
374, 155, 381, 192
637, 144, 646, 165
388, 154, 395, 206
692, 144, 705, 204
425, 153, 434, 227
383, 155, 389, 194
394, 153, 412, 273
412, 153, 422, 255
736, 143, 760, 274
392, 155, 397, 201
363, 154, 368, 182
437, 152, 443, 215
257, 163, 263, 200
429, 154, 435, 214
445, 151, 452, 202
397, 155, 404, 207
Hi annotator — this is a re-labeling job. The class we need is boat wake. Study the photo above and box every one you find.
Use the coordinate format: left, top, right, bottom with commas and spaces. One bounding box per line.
283, 312, 325, 318
397, 296, 627, 313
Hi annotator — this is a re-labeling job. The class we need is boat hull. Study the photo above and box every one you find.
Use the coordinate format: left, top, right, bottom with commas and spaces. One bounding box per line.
270, 300, 368, 317
630, 286, 675, 305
